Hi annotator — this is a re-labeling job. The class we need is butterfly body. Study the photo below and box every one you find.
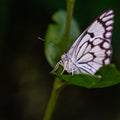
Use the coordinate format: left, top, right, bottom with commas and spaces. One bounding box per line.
60, 54, 80, 74
53, 10, 114, 75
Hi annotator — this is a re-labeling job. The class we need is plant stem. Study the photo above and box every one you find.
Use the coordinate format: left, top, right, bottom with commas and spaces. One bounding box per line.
43, 0, 76, 120
64, 0, 76, 50
43, 78, 66, 120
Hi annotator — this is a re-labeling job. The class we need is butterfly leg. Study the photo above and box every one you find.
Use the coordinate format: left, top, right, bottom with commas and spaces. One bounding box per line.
51, 61, 61, 73
71, 68, 74, 75
61, 69, 65, 74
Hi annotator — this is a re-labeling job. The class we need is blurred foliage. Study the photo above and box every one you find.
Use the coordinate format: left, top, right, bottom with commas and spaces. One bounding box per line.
45, 10, 80, 67
1, 0, 120, 120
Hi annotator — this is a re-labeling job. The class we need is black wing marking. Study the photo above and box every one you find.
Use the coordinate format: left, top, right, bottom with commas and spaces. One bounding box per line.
67, 10, 114, 74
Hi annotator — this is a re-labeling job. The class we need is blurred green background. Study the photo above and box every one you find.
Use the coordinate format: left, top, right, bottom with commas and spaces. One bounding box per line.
1, 0, 120, 120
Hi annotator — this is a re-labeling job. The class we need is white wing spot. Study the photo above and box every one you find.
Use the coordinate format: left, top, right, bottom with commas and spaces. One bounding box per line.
106, 10, 113, 15
94, 51, 105, 57
84, 44, 91, 54
93, 38, 103, 45
102, 15, 114, 22
90, 46, 101, 52
106, 50, 112, 56
94, 57, 104, 64
77, 34, 90, 48
78, 53, 93, 62
105, 32, 112, 38
104, 58, 110, 64
100, 13, 105, 19
77, 42, 88, 59
106, 26, 113, 31
103, 42, 110, 49
106, 20, 114, 26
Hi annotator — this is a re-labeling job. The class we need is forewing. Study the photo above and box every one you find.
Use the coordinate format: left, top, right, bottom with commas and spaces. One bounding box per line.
67, 10, 114, 74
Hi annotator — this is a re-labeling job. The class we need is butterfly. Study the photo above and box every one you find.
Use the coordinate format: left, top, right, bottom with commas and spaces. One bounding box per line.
52, 10, 114, 75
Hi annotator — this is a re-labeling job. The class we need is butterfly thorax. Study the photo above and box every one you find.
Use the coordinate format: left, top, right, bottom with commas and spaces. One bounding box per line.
60, 54, 79, 74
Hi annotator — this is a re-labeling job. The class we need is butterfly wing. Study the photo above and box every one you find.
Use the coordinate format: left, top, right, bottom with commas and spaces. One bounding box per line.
67, 10, 114, 74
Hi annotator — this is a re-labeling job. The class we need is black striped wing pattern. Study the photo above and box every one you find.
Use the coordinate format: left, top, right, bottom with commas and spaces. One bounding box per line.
54, 10, 114, 75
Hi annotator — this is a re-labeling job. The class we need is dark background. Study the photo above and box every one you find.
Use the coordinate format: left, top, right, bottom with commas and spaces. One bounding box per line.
1, 0, 120, 120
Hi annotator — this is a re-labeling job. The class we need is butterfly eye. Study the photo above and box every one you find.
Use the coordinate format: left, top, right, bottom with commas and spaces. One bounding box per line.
61, 54, 65, 59
61, 54, 70, 62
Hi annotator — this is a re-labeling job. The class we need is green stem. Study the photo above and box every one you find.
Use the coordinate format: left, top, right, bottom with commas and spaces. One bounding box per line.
43, 78, 66, 120
64, 0, 76, 50
43, 0, 76, 120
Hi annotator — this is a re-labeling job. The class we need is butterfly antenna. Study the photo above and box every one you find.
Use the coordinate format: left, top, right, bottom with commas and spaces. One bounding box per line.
37, 36, 45, 41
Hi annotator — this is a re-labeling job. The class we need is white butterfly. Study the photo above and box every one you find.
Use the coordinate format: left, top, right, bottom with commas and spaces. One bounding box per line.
52, 10, 114, 75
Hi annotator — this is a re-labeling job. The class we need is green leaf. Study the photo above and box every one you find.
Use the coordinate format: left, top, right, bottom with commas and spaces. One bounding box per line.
45, 10, 80, 67
95, 64, 120, 88
53, 64, 120, 88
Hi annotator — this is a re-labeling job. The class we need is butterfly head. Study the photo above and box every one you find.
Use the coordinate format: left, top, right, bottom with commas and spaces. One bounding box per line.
61, 54, 70, 62
59, 53, 79, 74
